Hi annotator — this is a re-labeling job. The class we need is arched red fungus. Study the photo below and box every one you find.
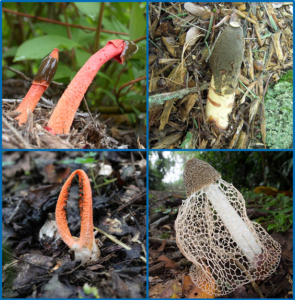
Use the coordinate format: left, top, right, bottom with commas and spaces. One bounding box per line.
55, 169, 100, 263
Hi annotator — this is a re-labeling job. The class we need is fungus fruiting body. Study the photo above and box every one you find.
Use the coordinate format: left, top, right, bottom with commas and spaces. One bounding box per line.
175, 158, 281, 296
55, 169, 100, 263
47, 39, 138, 134
15, 48, 59, 126
206, 15, 244, 129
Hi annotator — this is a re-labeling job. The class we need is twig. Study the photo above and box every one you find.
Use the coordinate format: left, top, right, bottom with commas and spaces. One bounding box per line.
6, 66, 63, 86
2, 116, 30, 149
234, 258, 264, 298
93, 226, 146, 263
7, 198, 23, 224
149, 84, 208, 106
2, 247, 51, 270
2, 7, 129, 36
111, 191, 146, 216
82, 96, 99, 129
94, 3, 105, 52
150, 215, 169, 229
149, 238, 177, 246
116, 76, 146, 99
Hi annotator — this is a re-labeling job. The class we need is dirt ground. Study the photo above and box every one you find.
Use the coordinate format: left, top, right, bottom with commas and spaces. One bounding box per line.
2, 151, 147, 298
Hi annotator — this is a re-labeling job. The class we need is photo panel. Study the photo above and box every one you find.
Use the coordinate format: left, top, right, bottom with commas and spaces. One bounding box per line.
2, 151, 147, 298
2, 2, 146, 149
149, 151, 293, 298
149, 2, 293, 149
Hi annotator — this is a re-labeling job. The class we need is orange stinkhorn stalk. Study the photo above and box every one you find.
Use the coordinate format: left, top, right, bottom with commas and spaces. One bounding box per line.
47, 39, 138, 134
55, 169, 100, 263
15, 48, 59, 126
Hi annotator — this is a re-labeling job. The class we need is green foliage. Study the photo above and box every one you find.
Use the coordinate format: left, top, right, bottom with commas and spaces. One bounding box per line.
14, 35, 80, 61
2, 2, 146, 120
58, 152, 98, 165
152, 205, 165, 213
159, 232, 171, 239
263, 79, 293, 149
197, 151, 293, 191
80, 283, 100, 298
243, 189, 293, 233
279, 70, 293, 84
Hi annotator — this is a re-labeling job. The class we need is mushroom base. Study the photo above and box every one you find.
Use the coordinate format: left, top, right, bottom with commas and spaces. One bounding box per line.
206, 77, 235, 129
71, 239, 100, 263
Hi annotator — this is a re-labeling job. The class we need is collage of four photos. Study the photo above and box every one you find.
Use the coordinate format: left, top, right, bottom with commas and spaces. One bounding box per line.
1, 1, 293, 299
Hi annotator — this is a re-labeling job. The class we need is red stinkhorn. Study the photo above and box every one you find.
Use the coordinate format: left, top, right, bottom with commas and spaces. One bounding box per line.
47, 39, 138, 134
15, 48, 59, 126
55, 169, 100, 263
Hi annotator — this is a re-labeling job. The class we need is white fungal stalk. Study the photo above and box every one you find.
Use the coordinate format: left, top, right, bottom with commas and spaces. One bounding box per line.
206, 77, 235, 129
204, 182, 261, 262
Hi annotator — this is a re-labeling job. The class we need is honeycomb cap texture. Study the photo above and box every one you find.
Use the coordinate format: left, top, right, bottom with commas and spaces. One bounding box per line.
183, 158, 221, 196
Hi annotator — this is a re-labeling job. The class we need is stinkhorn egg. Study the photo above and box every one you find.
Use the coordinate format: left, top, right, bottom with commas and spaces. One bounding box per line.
206, 15, 244, 130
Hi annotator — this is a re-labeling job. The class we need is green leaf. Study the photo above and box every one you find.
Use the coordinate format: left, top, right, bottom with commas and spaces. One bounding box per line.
100, 89, 116, 103
275, 214, 287, 226
4, 64, 25, 79
180, 132, 193, 149
74, 157, 96, 164
76, 48, 92, 68
75, 3, 101, 20
96, 71, 113, 83
35, 22, 68, 37
14, 35, 80, 62
267, 224, 277, 231
3, 46, 18, 58
53, 62, 72, 81
131, 106, 141, 115
129, 2, 146, 40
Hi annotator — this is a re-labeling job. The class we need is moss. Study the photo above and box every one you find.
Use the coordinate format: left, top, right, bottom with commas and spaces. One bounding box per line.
279, 70, 293, 84
262, 80, 293, 149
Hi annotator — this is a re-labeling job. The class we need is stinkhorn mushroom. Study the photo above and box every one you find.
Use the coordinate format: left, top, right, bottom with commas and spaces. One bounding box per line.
55, 169, 100, 263
15, 48, 59, 126
206, 12, 244, 129
47, 40, 138, 134
175, 158, 281, 296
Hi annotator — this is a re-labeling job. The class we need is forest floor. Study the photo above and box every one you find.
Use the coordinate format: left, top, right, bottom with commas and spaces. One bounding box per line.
148, 190, 293, 298
2, 151, 147, 298
2, 79, 146, 149
149, 2, 293, 149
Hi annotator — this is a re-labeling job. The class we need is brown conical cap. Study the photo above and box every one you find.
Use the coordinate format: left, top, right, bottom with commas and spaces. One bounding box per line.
183, 158, 221, 196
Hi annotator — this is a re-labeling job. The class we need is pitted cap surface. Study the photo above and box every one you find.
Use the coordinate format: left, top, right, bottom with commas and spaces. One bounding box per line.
183, 158, 221, 196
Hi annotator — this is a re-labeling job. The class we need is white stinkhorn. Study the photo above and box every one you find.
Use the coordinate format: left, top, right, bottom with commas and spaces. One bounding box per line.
204, 183, 262, 261
175, 158, 281, 296
206, 12, 244, 129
